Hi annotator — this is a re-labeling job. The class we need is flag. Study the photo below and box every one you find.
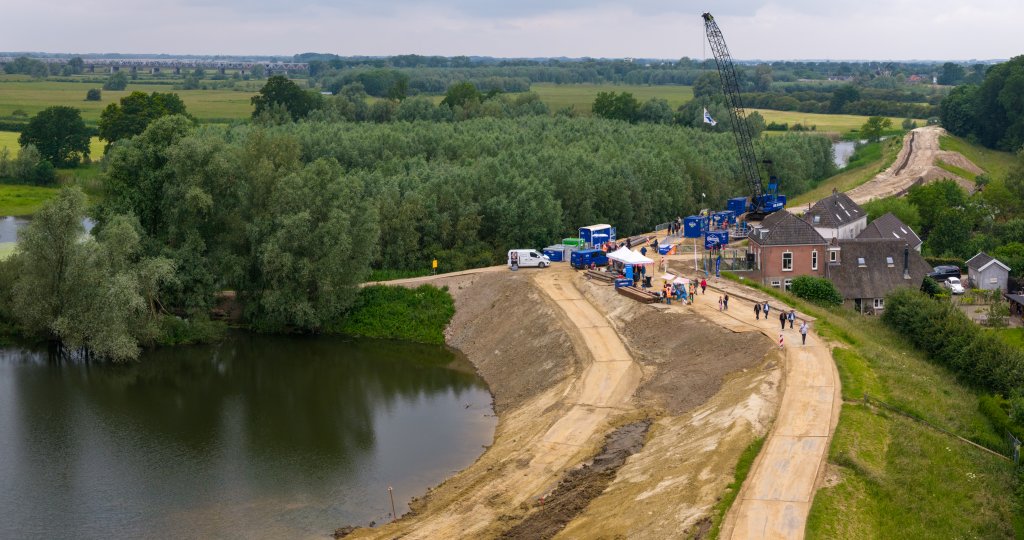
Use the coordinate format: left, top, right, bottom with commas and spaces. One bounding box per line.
703, 108, 717, 126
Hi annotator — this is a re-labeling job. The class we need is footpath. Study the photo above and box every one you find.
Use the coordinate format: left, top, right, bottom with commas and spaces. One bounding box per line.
666, 268, 840, 540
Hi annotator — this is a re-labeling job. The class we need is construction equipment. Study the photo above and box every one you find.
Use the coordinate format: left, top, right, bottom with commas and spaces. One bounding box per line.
702, 12, 785, 219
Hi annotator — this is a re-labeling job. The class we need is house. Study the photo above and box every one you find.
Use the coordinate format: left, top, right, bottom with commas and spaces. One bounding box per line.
967, 252, 1011, 292
803, 189, 867, 241
826, 238, 931, 314
747, 210, 828, 289
856, 212, 923, 251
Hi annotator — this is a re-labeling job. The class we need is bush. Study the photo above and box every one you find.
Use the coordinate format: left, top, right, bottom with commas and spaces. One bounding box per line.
329, 284, 455, 345
85, 88, 101, 101
155, 315, 226, 346
924, 256, 965, 271
883, 288, 1024, 394
790, 276, 843, 307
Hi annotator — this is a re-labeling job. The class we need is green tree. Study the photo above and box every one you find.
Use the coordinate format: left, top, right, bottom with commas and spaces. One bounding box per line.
907, 180, 968, 236
927, 208, 972, 257
103, 71, 129, 91
939, 84, 978, 138
938, 62, 966, 85
18, 106, 90, 167
63, 57, 84, 76
251, 75, 322, 121
592, 91, 640, 122
250, 64, 265, 79
98, 91, 189, 145
692, 71, 722, 98
85, 88, 102, 101
440, 81, 481, 109
860, 116, 892, 142
863, 197, 922, 231
3, 56, 48, 78
993, 242, 1024, 279
829, 84, 860, 113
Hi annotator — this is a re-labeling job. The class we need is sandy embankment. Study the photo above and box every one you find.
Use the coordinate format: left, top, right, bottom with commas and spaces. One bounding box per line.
349, 267, 778, 538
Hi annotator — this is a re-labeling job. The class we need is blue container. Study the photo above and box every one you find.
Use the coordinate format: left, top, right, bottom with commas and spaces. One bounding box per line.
614, 278, 633, 288
727, 197, 748, 215
683, 216, 708, 238
711, 210, 737, 229
704, 231, 730, 249
570, 248, 609, 269
578, 224, 616, 247
658, 243, 673, 255
543, 245, 567, 262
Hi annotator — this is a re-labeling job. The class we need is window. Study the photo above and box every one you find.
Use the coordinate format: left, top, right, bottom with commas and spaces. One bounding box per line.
813, 215, 820, 224
782, 252, 793, 271
857, 257, 866, 267
873, 298, 885, 309
784, 279, 793, 291
991, 277, 999, 284
770, 279, 781, 288
812, 251, 818, 270
886, 256, 894, 267
829, 250, 838, 263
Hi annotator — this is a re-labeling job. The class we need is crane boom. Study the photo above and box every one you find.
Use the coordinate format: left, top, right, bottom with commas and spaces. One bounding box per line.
702, 12, 782, 216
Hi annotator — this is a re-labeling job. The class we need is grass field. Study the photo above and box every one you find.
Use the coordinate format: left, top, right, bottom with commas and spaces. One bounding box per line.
526, 83, 694, 114
788, 136, 903, 207
0, 76, 257, 123
722, 275, 1022, 538
940, 134, 1018, 182
0, 242, 14, 260
0, 183, 59, 216
752, 110, 925, 136
0, 131, 103, 158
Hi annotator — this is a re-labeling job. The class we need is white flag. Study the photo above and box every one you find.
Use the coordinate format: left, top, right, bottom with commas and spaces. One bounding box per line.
703, 108, 717, 126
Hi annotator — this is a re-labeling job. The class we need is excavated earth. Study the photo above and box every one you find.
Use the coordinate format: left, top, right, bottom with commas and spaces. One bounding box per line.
344, 268, 778, 539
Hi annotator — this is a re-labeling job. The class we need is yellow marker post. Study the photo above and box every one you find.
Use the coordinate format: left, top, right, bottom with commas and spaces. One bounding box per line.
432, 259, 438, 274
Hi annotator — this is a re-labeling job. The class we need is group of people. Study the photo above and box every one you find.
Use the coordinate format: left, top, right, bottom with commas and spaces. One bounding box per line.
667, 216, 684, 236
753, 301, 809, 345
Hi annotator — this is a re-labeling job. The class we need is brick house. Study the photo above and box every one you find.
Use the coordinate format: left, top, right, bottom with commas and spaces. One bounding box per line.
826, 238, 931, 314
856, 212, 923, 251
803, 189, 867, 241
748, 210, 828, 289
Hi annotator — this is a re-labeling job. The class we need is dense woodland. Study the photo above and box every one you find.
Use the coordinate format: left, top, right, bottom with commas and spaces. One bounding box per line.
940, 55, 1024, 151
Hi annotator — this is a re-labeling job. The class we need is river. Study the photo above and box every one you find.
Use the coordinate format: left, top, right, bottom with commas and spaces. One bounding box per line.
0, 333, 496, 539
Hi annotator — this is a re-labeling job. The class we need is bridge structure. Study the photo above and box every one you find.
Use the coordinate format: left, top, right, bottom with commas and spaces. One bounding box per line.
0, 57, 308, 75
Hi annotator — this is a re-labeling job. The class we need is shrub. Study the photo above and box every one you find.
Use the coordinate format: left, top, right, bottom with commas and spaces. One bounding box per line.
924, 256, 965, 271
790, 276, 843, 307
85, 88, 101, 101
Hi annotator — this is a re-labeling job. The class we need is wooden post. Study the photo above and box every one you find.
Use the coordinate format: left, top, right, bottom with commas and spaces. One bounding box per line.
388, 486, 397, 522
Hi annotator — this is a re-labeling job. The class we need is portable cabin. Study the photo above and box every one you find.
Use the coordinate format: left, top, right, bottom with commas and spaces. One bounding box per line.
562, 237, 585, 247
683, 216, 708, 238
543, 245, 572, 262
727, 197, 749, 215
578, 224, 616, 247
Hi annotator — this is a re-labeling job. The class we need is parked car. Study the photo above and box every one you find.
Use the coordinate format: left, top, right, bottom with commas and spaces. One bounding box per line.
928, 265, 961, 281
508, 249, 550, 269
944, 276, 965, 294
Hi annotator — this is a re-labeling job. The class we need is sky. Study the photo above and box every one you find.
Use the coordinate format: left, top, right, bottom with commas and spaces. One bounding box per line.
2, 0, 1020, 61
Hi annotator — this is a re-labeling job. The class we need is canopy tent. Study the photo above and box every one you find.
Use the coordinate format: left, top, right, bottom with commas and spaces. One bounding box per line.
660, 273, 676, 281
607, 247, 654, 266
673, 277, 690, 286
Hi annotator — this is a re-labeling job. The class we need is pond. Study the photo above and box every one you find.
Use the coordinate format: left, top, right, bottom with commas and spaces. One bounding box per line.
0, 333, 496, 539
0, 216, 95, 243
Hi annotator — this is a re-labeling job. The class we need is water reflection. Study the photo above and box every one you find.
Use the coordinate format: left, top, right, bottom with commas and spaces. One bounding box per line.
0, 333, 495, 539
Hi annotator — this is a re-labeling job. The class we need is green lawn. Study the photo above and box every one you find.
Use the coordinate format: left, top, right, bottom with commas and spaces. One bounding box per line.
721, 275, 1021, 538
0, 183, 59, 216
0, 242, 14, 260
788, 136, 903, 207
751, 110, 925, 136
0, 76, 258, 123
0, 130, 103, 158
525, 83, 694, 114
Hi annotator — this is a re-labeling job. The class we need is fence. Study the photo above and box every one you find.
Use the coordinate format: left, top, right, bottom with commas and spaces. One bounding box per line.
699, 248, 754, 273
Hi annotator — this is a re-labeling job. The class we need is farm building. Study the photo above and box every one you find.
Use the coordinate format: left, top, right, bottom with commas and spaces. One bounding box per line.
966, 252, 1010, 292
803, 189, 867, 241
826, 238, 931, 314
856, 212, 922, 251
747, 210, 827, 290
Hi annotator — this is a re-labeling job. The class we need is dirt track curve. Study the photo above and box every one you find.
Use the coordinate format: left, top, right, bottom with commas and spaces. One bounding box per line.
846, 125, 981, 205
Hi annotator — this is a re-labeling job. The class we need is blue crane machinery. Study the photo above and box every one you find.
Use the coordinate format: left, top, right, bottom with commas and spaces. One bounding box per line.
702, 12, 785, 219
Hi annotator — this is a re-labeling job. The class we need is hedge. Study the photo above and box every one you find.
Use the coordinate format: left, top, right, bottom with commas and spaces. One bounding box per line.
882, 288, 1024, 394
790, 275, 843, 307
924, 256, 965, 271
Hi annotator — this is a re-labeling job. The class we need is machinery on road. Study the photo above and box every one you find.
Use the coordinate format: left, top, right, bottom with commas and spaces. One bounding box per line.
702, 12, 786, 219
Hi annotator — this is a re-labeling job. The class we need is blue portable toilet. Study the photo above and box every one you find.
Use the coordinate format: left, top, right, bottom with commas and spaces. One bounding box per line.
727, 197, 748, 215
683, 216, 707, 238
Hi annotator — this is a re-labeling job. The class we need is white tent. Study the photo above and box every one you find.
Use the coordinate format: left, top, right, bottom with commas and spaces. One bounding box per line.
660, 273, 676, 281
607, 247, 654, 265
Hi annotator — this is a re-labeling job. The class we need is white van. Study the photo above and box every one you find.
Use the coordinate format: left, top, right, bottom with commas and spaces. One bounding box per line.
508, 249, 550, 269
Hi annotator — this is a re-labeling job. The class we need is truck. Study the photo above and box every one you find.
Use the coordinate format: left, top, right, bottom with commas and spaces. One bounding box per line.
570, 248, 609, 270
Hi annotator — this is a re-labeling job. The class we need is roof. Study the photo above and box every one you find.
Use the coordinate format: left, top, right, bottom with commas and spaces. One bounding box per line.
607, 247, 653, 265
805, 191, 866, 229
856, 212, 923, 249
828, 239, 932, 299
580, 224, 612, 231
966, 252, 1011, 273
748, 210, 827, 247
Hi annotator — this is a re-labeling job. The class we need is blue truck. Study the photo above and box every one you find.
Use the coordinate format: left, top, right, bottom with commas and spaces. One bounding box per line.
570, 249, 609, 269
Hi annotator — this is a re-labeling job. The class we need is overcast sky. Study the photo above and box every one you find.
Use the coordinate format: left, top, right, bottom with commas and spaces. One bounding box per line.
2, 0, 1020, 60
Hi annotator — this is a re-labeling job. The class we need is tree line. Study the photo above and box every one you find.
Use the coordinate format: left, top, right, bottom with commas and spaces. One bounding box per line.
940, 55, 1024, 152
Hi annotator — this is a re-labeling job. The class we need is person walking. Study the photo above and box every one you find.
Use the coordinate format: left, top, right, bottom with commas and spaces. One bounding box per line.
779, 310, 787, 331
788, 310, 796, 329
723, 293, 729, 311
700, 278, 707, 295
763, 301, 770, 318
754, 301, 762, 320
800, 320, 809, 345
718, 295, 724, 311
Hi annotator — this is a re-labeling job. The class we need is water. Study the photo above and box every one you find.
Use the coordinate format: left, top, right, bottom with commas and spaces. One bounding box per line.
0, 333, 495, 539
0, 216, 94, 243
832, 140, 858, 168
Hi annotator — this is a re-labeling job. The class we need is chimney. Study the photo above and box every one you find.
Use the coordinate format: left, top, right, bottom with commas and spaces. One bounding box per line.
903, 243, 910, 280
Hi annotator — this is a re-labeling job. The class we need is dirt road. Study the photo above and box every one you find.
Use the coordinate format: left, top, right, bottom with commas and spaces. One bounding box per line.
846, 125, 981, 205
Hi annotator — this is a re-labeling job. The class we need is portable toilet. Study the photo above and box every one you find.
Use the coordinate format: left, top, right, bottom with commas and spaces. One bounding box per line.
543, 245, 568, 262
683, 216, 707, 238
727, 196, 748, 215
